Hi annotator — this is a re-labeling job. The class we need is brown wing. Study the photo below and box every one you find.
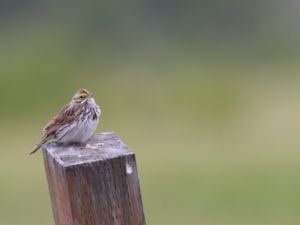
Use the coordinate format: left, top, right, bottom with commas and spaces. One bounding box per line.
30, 102, 82, 155
43, 102, 80, 137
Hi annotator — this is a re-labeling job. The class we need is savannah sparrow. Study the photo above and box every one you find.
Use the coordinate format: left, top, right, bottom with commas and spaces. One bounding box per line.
30, 89, 101, 154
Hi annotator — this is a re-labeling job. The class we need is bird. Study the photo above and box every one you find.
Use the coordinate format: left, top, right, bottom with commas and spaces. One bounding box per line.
30, 89, 101, 155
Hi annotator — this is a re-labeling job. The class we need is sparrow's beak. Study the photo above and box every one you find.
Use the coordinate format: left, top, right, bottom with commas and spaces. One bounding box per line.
89, 92, 94, 98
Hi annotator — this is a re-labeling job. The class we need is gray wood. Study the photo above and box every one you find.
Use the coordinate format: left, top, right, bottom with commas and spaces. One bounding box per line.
42, 132, 146, 225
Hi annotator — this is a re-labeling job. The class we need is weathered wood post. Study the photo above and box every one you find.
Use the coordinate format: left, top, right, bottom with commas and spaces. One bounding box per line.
42, 132, 146, 225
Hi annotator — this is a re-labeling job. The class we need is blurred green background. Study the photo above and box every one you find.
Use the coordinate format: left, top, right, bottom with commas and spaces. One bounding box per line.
1, 1, 300, 225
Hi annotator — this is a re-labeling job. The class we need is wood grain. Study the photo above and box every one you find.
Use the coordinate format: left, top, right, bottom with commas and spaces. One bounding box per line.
42, 132, 146, 225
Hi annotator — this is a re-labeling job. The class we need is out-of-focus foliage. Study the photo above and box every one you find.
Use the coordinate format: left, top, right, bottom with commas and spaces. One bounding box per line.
1, 1, 300, 225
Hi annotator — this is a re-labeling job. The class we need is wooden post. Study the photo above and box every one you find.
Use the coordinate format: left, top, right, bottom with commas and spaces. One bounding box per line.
42, 132, 146, 225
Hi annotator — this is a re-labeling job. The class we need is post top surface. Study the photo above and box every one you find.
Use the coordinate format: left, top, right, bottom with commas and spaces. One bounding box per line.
43, 132, 133, 167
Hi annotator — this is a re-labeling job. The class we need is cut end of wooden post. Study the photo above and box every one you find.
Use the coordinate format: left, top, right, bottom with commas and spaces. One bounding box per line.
42, 132, 146, 225
43, 132, 133, 167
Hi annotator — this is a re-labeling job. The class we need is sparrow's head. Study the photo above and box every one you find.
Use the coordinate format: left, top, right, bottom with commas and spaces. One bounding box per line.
73, 89, 93, 103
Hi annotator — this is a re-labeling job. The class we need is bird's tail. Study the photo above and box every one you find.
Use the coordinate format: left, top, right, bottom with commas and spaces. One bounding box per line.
30, 135, 54, 155
30, 144, 42, 155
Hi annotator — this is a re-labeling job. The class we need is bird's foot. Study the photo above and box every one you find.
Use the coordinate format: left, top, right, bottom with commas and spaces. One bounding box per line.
70, 142, 86, 149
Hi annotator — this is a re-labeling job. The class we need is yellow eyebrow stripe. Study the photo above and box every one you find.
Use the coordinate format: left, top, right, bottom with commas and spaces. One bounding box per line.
81, 92, 88, 97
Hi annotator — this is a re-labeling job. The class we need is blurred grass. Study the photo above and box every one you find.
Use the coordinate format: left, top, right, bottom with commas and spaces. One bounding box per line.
1, 56, 300, 225
2, 3, 300, 223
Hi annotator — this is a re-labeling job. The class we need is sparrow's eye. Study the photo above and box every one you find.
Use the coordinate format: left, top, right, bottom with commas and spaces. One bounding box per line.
79, 95, 84, 99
